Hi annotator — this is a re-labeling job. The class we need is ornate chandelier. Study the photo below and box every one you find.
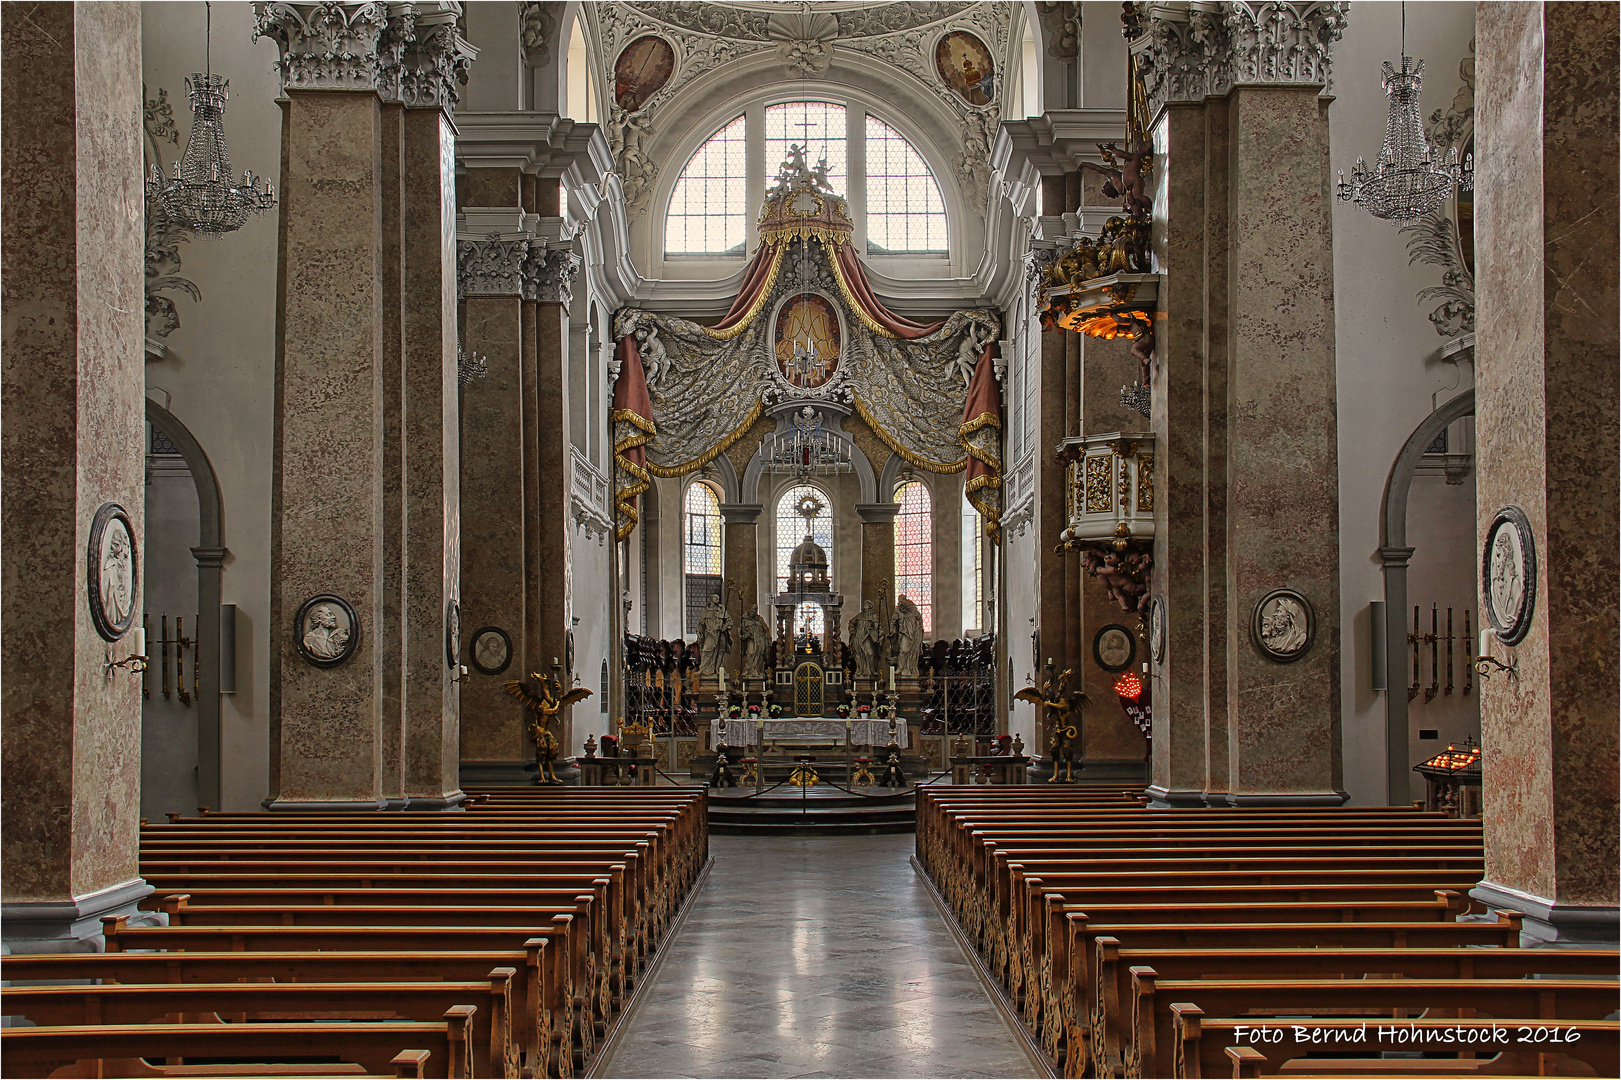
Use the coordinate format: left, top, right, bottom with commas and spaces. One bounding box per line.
764, 406, 853, 480
147, 4, 275, 239
1337, 10, 1471, 221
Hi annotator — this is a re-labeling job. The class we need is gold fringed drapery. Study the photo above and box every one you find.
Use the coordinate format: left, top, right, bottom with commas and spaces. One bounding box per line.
611, 335, 655, 541
959, 341, 1004, 543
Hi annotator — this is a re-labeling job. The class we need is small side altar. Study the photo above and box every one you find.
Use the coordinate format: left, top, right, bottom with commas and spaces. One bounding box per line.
711, 718, 909, 749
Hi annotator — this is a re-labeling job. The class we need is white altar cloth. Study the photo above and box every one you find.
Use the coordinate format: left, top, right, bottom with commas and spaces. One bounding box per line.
711, 718, 909, 748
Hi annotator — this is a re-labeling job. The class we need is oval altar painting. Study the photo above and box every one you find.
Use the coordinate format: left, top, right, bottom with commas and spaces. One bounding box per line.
614, 36, 674, 113
936, 30, 995, 106
775, 294, 841, 390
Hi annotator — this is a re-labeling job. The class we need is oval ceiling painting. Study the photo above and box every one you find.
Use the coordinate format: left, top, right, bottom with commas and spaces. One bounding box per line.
614, 36, 675, 113
936, 30, 995, 107
775, 294, 841, 390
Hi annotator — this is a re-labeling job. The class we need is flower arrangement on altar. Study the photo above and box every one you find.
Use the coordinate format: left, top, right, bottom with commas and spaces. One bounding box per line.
768, 703, 784, 718
728, 704, 744, 719
857, 704, 871, 718
836, 702, 852, 718
872, 704, 892, 720
747, 703, 762, 717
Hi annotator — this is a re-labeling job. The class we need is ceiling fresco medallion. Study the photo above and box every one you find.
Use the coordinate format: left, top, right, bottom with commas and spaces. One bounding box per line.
936, 30, 995, 106
614, 35, 674, 112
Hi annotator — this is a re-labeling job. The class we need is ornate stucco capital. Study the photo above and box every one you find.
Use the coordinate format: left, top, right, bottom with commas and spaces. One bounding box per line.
458, 236, 535, 298
1130, 1, 1347, 121
524, 242, 583, 306
400, 17, 478, 109
252, 2, 397, 93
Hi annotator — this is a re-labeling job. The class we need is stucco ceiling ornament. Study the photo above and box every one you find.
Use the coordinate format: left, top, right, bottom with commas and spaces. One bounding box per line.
252, 1, 396, 92
524, 244, 584, 306
399, 18, 477, 109
1037, 1, 1083, 63
457, 236, 535, 297
768, 9, 839, 78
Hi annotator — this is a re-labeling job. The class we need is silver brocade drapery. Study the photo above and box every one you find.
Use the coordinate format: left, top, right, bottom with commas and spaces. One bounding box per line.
613, 239, 1000, 478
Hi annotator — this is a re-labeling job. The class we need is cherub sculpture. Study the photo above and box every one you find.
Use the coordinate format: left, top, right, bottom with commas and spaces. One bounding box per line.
503, 672, 594, 784
1014, 668, 1089, 783
636, 322, 669, 388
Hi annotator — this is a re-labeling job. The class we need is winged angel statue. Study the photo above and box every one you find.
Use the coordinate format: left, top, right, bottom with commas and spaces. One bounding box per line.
504, 672, 595, 783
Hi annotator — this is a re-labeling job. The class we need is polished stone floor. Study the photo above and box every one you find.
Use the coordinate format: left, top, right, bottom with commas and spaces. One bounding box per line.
601, 834, 1036, 1080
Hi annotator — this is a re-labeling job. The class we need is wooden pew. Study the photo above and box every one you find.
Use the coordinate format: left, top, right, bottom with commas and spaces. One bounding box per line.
1087, 945, 1619, 1078
0, 1010, 476, 1079
1182, 1012, 1620, 1079
3, 974, 518, 1079
1128, 975, 1621, 1079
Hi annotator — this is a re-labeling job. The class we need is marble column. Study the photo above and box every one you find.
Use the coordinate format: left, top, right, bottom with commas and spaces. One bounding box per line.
720, 503, 763, 675
1135, 0, 1346, 806
380, 98, 406, 808
856, 501, 900, 624
1, 2, 151, 948
458, 229, 532, 780
400, 19, 474, 809
1469, 1, 1619, 942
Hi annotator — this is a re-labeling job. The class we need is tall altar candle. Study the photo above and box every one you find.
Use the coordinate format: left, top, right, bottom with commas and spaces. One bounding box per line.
888, 665, 895, 691
719, 665, 726, 686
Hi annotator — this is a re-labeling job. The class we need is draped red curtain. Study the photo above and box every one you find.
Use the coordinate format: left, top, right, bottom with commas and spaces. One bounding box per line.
960, 340, 1004, 540
833, 243, 945, 338
611, 335, 655, 540
709, 241, 780, 332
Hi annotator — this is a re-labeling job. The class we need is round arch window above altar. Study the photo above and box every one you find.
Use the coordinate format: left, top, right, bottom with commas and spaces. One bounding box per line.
774, 293, 842, 390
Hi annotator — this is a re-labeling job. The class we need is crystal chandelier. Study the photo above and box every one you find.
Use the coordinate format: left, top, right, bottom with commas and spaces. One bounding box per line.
457, 344, 488, 385
147, 3, 275, 239
1337, 8, 1471, 222
764, 406, 853, 480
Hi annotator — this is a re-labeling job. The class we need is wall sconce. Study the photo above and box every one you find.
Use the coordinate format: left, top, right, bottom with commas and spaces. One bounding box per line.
449, 664, 472, 685
106, 628, 149, 676
1474, 630, 1516, 681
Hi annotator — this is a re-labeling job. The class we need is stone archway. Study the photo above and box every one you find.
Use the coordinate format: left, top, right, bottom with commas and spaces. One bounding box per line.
145, 400, 228, 809
1378, 388, 1475, 805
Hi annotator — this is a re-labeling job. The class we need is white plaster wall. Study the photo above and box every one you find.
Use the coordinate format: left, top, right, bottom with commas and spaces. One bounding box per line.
570, 526, 612, 753
1330, 3, 1478, 804
1001, 522, 1042, 747
141, 450, 201, 819
142, 2, 282, 811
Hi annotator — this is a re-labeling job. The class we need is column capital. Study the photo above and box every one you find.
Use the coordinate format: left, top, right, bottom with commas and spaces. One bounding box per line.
856, 502, 901, 525
524, 242, 582, 306
400, 17, 478, 110
720, 503, 763, 525
457, 235, 534, 297
1131, 2, 1348, 120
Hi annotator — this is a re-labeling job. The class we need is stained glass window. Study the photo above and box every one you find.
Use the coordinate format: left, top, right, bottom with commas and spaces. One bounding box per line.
766, 102, 847, 196
666, 114, 748, 255
776, 484, 834, 636
894, 480, 933, 634
866, 115, 948, 253
684, 482, 723, 635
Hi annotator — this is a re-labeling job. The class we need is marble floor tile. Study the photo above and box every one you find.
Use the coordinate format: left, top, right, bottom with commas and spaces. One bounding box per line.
601, 834, 1036, 1080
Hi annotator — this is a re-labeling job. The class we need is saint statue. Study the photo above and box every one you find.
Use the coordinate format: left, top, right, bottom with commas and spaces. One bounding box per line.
893, 594, 925, 677
846, 600, 883, 678
739, 605, 771, 679
695, 594, 734, 677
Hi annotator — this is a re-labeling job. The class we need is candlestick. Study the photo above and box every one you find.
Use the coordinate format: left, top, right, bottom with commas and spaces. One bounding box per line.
132, 627, 146, 657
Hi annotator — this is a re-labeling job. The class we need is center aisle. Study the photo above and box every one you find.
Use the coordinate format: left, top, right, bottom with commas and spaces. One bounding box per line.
599, 833, 1039, 1080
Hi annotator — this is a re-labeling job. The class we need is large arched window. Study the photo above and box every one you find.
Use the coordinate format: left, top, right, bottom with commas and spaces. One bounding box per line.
766, 101, 847, 195
866, 116, 948, 253
664, 102, 949, 257
775, 484, 833, 635
894, 480, 933, 634
683, 482, 723, 635
666, 114, 748, 255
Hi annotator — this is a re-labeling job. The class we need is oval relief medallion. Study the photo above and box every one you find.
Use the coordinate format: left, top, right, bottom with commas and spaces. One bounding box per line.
1481, 505, 1535, 646
88, 502, 139, 641
1252, 588, 1315, 663
774, 293, 841, 390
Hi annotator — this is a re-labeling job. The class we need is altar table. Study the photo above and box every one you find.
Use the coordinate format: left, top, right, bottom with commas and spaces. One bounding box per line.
711, 718, 909, 748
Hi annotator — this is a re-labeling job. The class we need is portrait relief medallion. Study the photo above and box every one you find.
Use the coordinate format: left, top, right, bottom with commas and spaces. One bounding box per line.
1093, 624, 1136, 673
445, 597, 462, 669
1148, 596, 1166, 666
295, 593, 360, 668
88, 502, 139, 641
1481, 505, 1535, 646
1252, 588, 1315, 663
471, 626, 512, 676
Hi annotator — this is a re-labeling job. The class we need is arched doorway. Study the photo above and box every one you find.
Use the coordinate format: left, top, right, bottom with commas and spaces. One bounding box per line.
143, 401, 226, 815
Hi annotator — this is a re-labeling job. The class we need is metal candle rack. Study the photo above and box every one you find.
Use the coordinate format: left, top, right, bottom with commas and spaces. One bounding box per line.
142, 612, 198, 705
1406, 603, 1472, 705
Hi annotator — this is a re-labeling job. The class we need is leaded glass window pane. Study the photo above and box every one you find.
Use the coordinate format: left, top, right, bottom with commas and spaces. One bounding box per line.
866, 115, 948, 253
894, 480, 933, 634
684, 482, 723, 635
666, 114, 748, 255
765, 102, 847, 196
775, 484, 834, 636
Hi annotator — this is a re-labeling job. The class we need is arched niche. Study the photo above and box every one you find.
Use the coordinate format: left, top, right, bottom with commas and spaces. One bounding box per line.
145, 400, 228, 810
1378, 387, 1475, 806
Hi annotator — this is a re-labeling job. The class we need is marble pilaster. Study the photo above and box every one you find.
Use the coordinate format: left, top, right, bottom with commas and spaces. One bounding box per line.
1, 1, 149, 949
1469, 1, 1619, 942
1146, 103, 1214, 807
1034, 328, 1077, 755
380, 99, 407, 807
720, 504, 763, 674
400, 102, 464, 808
856, 503, 900, 622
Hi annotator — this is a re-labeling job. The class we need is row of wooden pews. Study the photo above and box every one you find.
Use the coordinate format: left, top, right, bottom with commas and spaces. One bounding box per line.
915, 787, 1619, 1079
2, 786, 710, 1079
